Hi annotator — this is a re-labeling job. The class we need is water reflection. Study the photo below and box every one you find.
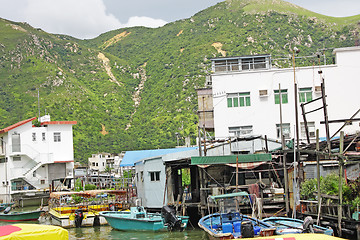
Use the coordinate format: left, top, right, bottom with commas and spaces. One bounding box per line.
68, 225, 207, 240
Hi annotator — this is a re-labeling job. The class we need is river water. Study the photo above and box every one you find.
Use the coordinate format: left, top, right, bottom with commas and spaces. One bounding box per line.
0, 210, 207, 240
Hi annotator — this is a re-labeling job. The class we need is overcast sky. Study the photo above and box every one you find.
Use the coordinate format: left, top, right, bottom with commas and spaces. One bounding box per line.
0, 0, 359, 39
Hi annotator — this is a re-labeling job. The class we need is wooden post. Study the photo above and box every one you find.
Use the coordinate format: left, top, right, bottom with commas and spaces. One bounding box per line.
283, 152, 290, 216
321, 80, 331, 153
236, 155, 239, 192
338, 131, 344, 237
316, 129, 321, 225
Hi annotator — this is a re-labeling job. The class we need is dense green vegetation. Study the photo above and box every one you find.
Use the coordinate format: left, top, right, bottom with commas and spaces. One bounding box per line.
300, 172, 360, 208
0, 0, 359, 163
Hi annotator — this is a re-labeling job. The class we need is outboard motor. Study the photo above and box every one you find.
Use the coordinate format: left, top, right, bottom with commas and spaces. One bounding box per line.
161, 205, 182, 231
109, 203, 115, 211
93, 215, 100, 226
74, 209, 84, 228
241, 220, 255, 238
3, 207, 11, 214
302, 216, 315, 233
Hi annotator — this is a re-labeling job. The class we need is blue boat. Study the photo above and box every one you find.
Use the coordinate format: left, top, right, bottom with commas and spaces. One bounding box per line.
100, 206, 189, 231
262, 216, 334, 236
198, 192, 276, 239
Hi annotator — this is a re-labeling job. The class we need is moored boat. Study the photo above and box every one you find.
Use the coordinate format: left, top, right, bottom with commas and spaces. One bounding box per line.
49, 190, 127, 228
198, 192, 276, 239
100, 205, 189, 231
0, 209, 44, 222
262, 216, 334, 236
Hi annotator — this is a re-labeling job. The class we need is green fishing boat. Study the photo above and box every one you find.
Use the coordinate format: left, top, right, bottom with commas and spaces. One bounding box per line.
0, 210, 44, 222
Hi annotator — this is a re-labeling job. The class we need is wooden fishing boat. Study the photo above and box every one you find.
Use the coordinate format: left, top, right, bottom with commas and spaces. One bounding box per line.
0, 224, 68, 240
49, 190, 127, 228
262, 216, 334, 236
100, 205, 189, 231
198, 192, 276, 239
0, 210, 44, 222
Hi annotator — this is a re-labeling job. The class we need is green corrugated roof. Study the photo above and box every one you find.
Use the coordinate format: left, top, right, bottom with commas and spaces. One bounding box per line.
191, 153, 272, 165
210, 191, 249, 201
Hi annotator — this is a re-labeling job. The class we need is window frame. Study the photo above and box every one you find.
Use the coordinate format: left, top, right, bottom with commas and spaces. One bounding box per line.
149, 171, 161, 182
276, 123, 291, 139
274, 89, 288, 104
229, 125, 253, 137
227, 92, 251, 108
32, 133, 36, 142
299, 87, 313, 103
53, 132, 61, 142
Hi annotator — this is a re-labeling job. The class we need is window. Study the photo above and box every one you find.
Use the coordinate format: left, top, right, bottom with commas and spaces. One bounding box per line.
274, 89, 288, 104
42, 132, 46, 141
140, 171, 144, 182
13, 156, 21, 161
0, 158, 7, 163
150, 171, 160, 182
32, 133, 36, 141
53, 132, 61, 142
301, 122, 316, 139
276, 123, 291, 139
229, 126, 253, 137
299, 87, 313, 103
227, 92, 251, 108
40, 179, 45, 184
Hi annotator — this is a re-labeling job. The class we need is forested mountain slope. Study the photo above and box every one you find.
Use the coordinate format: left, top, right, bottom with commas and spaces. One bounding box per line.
0, 0, 359, 162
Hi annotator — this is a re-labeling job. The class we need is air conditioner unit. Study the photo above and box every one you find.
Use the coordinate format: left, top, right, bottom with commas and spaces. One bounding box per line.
259, 89, 268, 97
315, 86, 322, 93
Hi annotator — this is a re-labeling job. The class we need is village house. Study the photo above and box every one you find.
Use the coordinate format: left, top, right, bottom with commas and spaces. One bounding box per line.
0, 115, 76, 205
88, 152, 122, 173
208, 46, 360, 142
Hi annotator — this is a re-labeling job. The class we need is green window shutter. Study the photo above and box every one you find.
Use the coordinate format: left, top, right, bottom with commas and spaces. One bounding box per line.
239, 97, 245, 107
275, 94, 280, 104
306, 92, 312, 102
282, 94, 288, 104
233, 97, 239, 107
227, 98, 232, 107
246, 96, 251, 106
299, 92, 305, 102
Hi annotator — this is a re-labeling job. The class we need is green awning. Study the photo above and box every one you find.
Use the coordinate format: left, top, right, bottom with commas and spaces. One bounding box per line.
191, 153, 272, 165
210, 191, 249, 201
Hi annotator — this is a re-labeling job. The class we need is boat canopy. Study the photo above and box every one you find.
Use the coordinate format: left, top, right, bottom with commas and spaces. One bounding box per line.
191, 153, 272, 165
210, 191, 249, 201
0, 224, 68, 240
85, 190, 127, 197
50, 190, 127, 199
50, 191, 91, 199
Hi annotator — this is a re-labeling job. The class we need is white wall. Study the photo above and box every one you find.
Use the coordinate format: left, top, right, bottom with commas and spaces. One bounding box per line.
135, 157, 166, 209
212, 47, 360, 141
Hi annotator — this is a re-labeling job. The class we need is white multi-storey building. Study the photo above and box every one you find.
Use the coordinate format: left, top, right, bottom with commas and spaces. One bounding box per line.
0, 115, 76, 203
210, 46, 360, 141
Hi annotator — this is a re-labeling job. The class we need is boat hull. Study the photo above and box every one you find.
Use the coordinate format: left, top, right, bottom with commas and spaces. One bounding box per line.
262, 217, 334, 236
100, 210, 189, 231
0, 210, 44, 222
49, 207, 108, 228
198, 212, 275, 239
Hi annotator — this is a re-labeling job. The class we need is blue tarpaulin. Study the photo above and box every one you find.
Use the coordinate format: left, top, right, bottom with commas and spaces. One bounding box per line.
120, 147, 197, 167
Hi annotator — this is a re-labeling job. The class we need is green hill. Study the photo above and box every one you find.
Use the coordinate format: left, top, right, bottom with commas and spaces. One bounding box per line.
0, 0, 359, 163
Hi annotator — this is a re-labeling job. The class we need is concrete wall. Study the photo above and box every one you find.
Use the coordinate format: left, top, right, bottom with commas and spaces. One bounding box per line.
212, 46, 360, 141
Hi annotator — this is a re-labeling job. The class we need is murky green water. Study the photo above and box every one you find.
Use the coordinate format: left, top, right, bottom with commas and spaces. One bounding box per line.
0, 208, 207, 240
68, 225, 207, 240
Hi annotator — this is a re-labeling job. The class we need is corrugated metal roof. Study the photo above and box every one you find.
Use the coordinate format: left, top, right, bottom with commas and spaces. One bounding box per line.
191, 153, 272, 165
120, 147, 198, 167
